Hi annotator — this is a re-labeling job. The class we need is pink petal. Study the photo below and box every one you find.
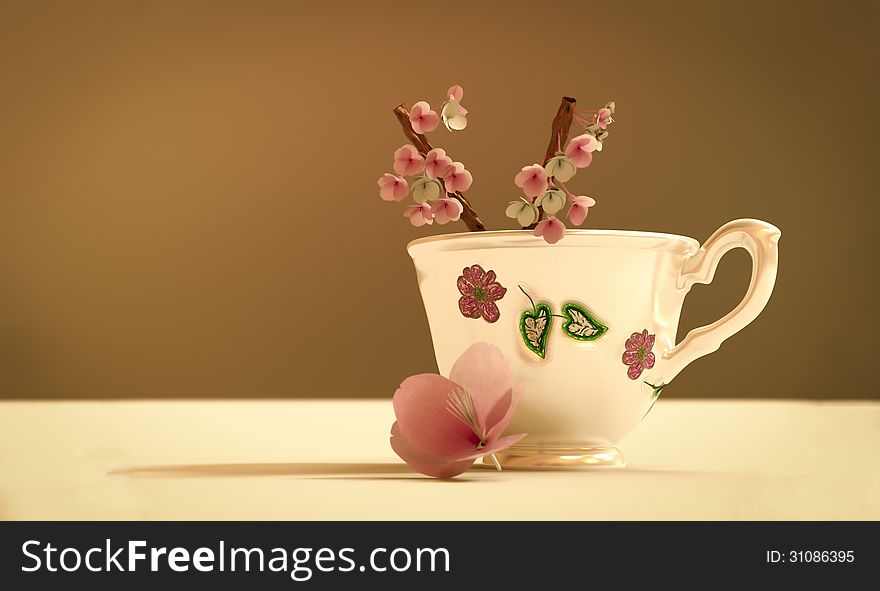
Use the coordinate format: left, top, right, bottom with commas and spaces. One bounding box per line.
483, 270, 496, 284
445, 162, 473, 193
576, 195, 596, 207
482, 388, 513, 439
485, 282, 506, 300
568, 202, 588, 226
403, 203, 433, 226
410, 101, 439, 134
643, 352, 655, 369
458, 295, 480, 318
431, 197, 463, 225
393, 144, 425, 176
447, 84, 464, 102
569, 149, 593, 168
425, 149, 454, 179
390, 422, 475, 478
379, 174, 408, 202
484, 383, 524, 442
597, 107, 611, 129
515, 165, 548, 199
463, 264, 484, 284
449, 342, 513, 428
418, 111, 440, 134
622, 350, 639, 365
534, 216, 566, 244
481, 300, 500, 323
524, 177, 548, 198
645, 333, 655, 351
457, 276, 474, 295
393, 375, 481, 457
565, 134, 598, 168
629, 331, 645, 348
627, 362, 645, 380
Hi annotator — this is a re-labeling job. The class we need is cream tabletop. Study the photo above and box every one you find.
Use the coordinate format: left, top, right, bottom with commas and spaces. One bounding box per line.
1, 399, 878, 520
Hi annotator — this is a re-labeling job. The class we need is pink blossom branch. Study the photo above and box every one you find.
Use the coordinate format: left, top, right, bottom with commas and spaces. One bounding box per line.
392, 105, 486, 232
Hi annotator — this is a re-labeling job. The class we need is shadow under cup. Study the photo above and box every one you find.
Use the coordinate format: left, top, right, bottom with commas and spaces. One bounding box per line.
407, 220, 780, 468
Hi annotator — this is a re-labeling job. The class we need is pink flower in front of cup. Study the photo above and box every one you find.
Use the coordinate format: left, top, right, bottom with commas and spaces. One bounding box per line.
390, 342, 527, 478
514, 164, 549, 199
403, 203, 433, 227
431, 197, 464, 225
622, 329, 656, 380
533, 214, 566, 244
457, 264, 507, 323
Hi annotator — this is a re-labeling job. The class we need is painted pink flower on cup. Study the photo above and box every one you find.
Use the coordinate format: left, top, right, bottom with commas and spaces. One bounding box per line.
390, 342, 526, 478
432, 197, 464, 225
444, 162, 473, 193
393, 144, 425, 176
409, 101, 440, 135
565, 133, 599, 168
457, 264, 507, 323
403, 203, 433, 227
596, 107, 612, 130
425, 148, 455, 180
378, 173, 409, 202
622, 329, 656, 380
567, 195, 596, 226
514, 164, 549, 199
533, 214, 566, 244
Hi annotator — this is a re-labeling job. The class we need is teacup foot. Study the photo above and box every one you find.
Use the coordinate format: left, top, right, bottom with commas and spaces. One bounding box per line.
485, 445, 625, 469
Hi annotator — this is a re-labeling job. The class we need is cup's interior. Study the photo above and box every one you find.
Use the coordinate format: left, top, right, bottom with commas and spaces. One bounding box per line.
408, 229, 701, 259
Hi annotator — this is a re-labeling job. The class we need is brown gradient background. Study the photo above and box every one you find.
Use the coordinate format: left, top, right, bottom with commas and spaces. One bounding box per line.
0, 1, 877, 400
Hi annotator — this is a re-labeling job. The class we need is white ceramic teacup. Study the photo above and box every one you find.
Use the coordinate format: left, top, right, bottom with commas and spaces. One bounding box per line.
407, 219, 780, 468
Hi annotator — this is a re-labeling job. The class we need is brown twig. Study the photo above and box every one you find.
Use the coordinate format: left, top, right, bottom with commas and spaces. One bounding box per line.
392, 105, 485, 232
526, 96, 578, 229
543, 96, 577, 164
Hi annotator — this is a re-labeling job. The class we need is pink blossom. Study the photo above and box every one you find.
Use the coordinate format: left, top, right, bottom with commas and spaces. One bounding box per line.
596, 107, 612, 129
567, 195, 596, 226
533, 215, 566, 244
409, 101, 440, 135
432, 197, 464, 225
425, 148, 455, 180
390, 342, 526, 478
622, 329, 656, 380
403, 203, 434, 227
378, 173, 409, 202
447, 84, 464, 103
565, 134, 599, 168
444, 162, 473, 193
514, 164, 549, 199
393, 144, 425, 176
457, 264, 507, 323
444, 84, 468, 122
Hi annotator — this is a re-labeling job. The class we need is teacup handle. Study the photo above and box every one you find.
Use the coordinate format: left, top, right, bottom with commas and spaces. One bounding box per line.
662, 219, 781, 381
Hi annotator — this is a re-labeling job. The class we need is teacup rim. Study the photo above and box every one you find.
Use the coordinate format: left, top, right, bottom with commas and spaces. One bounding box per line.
407, 229, 701, 257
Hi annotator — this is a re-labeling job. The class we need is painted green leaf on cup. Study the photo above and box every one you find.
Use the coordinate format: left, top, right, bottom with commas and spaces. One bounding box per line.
520, 304, 552, 359
561, 303, 607, 341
